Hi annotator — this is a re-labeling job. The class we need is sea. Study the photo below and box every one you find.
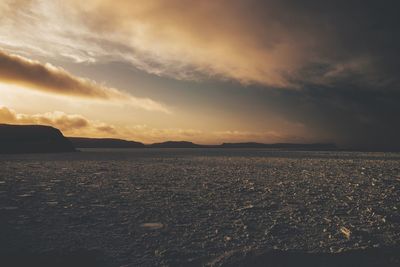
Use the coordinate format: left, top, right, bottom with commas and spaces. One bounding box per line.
1, 149, 400, 266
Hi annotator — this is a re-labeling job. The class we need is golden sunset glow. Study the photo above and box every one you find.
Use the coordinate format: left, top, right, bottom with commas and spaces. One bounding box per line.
1, 2, 400, 266
0, 0, 399, 148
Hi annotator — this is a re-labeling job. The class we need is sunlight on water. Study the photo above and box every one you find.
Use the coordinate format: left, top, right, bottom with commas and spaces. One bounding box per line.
1, 149, 400, 266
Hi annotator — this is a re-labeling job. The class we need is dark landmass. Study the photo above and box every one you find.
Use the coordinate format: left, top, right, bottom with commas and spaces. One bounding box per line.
0, 124, 76, 154
69, 137, 145, 148
2, 123, 394, 152
68, 137, 338, 151
64, 137, 400, 152
0, 123, 337, 153
220, 142, 338, 150
148, 141, 204, 148
148, 141, 337, 150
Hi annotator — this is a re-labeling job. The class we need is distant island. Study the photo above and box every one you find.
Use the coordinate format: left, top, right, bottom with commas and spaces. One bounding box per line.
68, 137, 338, 150
220, 142, 338, 150
69, 137, 145, 148
148, 141, 204, 148
0, 124, 76, 154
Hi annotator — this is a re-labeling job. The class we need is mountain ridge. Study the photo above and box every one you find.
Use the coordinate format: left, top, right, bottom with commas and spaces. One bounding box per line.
69, 137, 145, 148
68, 137, 338, 150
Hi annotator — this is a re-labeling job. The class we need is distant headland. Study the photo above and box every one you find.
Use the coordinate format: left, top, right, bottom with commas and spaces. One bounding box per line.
69, 137, 145, 148
0, 124, 76, 154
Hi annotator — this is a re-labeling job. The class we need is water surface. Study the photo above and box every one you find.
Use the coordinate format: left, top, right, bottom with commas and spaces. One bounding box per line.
1, 149, 399, 266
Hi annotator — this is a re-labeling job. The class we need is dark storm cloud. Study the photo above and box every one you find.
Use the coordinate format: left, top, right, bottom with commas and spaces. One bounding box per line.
242, 0, 400, 150
297, 0, 400, 150
283, 0, 400, 89
261, 85, 400, 150
233, 0, 400, 88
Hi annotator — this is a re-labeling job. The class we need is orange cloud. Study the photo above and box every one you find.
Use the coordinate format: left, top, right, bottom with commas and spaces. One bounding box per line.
0, 106, 308, 144
0, 49, 121, 99
1, 0, 377, 88
0, 50, 170, 112
69, 0, 302, 87
0, 106, 111, 136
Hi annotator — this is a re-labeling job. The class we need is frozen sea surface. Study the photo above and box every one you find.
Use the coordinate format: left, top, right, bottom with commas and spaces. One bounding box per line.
0, 149, 400, 266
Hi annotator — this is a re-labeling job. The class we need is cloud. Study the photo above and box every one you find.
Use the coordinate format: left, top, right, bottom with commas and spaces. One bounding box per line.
0, 106, 126, 138
0, 106, 106, 135
0, 106, 202, 141
2, 0, 399, 89
259, 84, 400, 150
0, 107, 200, 142
0, 49, 170, 112
0, 106, 306, 144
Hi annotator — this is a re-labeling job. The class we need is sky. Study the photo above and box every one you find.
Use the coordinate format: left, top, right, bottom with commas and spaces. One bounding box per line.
0, 0, 399, 149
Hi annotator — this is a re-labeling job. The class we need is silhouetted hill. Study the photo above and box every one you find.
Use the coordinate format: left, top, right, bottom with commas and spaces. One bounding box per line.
148, 141, 203, 148
221, 142, 338, 150
147, 141, 337, 150
0, 124, 76, 154
64, 136, 338, 151
69, 137, 145, 148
